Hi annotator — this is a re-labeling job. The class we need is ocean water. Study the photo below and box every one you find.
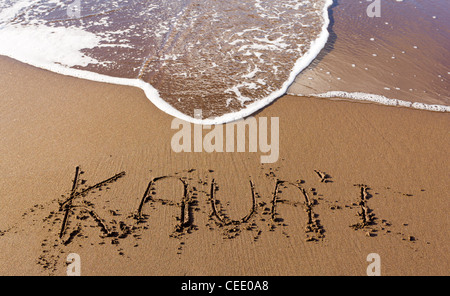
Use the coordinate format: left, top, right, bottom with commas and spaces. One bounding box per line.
288, 0, 450, 112
0, 0, 448, 123
0, 0, 332, 123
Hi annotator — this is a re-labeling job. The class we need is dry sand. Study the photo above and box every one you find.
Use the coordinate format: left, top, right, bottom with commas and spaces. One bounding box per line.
0, 56, 448, 276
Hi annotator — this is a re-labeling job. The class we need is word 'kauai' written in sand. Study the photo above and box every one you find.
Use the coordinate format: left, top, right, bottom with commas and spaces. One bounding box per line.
16, 166, 420, 273
54, 166, 413, 244
171, 110, 279, 163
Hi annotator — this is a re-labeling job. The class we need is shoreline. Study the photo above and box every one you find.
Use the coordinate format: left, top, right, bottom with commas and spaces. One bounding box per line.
289, 0, 449, 108
288, 91, 450, 113
0, 0, 333, 124
1, 0, 448, 121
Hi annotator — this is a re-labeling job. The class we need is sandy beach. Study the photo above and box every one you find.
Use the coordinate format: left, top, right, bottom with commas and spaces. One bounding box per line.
0, 55, 448, 276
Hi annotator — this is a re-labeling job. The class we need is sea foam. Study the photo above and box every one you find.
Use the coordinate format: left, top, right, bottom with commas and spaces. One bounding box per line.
290, 91, 450, 113
1, 0, 446, 124
0, 0, 334, 124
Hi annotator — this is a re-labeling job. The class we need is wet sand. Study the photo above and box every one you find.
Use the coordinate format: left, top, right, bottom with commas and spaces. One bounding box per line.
0, 56, 448, 275
289, 0, 449, 107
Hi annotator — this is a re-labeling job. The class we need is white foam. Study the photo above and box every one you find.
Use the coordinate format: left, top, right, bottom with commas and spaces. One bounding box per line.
196, 0, 335, 124
0, 0, 335, 124
289, 91, 450, 113
0, 24, 101, 68
3, 0, 447, 123
0, 0, 37, 25
3, 0, 448, 125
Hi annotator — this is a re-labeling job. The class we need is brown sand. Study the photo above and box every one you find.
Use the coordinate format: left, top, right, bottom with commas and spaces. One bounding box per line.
0, 56, 448, 276
289, 0, 449, 106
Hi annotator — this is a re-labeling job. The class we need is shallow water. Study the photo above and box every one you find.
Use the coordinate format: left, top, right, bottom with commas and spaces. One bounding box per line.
289, 0, 450, 109
0, 0, 448, 122
0, 0, 330, 121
